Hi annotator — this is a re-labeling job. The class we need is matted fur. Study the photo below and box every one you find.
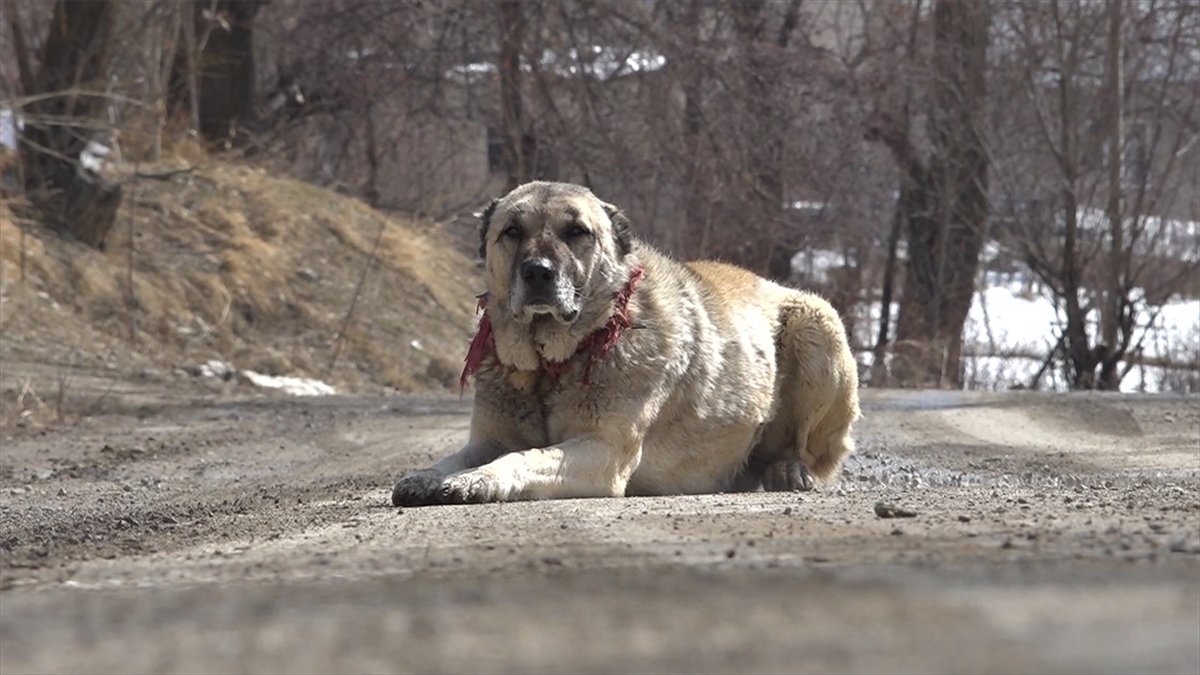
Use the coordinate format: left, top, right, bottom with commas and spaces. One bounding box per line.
392, 182, 860, 506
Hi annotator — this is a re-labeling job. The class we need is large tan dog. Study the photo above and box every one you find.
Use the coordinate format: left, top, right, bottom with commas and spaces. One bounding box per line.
392, 182, 859, 506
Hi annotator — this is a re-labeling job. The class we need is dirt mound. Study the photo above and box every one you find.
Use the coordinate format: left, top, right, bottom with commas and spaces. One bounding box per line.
1, 160, 483, 425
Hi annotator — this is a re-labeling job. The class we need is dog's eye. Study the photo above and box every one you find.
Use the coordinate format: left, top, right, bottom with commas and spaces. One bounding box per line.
564, 224, 591, 240
501, 224, 522, 240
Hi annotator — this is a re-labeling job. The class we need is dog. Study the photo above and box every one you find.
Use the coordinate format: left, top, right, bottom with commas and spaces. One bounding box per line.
392, 181, 859, 506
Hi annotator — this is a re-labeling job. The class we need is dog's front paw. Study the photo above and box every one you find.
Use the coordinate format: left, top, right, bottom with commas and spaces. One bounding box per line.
438, 470, 509, 505
762, 459, 815, 492
392, 470, 444, 507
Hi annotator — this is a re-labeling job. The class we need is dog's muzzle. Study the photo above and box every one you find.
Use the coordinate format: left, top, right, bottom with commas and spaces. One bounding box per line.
513, 257, 579, 323
520, 259, 558, 299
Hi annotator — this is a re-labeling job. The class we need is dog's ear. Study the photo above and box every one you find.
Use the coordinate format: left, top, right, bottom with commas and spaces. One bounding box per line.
600, 202, 633, 257
475, 198, 500, 260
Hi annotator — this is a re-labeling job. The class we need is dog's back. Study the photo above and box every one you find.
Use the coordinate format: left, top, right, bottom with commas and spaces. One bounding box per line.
626, 249, 860, 494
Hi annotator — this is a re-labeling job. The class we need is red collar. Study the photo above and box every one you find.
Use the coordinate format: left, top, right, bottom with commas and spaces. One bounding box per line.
459, 266, 645, 391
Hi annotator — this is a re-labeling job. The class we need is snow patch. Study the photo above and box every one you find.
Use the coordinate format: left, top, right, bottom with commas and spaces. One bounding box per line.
855, 268, 1200, 393
790, 248, 846, 285
241, 370, 337, 397
186, 359, 336, 396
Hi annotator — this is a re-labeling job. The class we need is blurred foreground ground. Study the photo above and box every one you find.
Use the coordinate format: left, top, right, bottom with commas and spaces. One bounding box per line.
1, 388, 1198, 674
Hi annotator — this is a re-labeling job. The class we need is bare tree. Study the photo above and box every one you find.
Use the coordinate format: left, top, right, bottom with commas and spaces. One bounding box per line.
990, 0, 1199, 390
13, 0, 121, 249
236, 0, 894, 288
168, 0, 268, 146
727, 0, 804, 278
865, 0, 992, 387
497, 0, 535, 191
3, 0, 1192, 394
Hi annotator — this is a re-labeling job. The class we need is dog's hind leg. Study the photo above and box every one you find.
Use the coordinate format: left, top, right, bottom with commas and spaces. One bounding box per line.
752, 294, 860, 492
761, 456, 817, 492
749, 405, 821, 493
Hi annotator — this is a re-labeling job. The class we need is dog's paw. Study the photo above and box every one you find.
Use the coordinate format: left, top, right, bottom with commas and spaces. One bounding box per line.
438, 470, 509, 505
392, 470, 444, 507
762, 459, 815, 492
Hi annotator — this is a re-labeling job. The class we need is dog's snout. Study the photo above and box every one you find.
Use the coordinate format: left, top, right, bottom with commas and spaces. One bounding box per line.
520, 259, 557, 287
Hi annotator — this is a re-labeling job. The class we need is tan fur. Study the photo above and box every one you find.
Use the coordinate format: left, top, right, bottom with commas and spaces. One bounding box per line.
392, 182, 861, 506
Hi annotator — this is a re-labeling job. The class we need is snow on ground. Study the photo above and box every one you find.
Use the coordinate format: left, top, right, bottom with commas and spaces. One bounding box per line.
967, 278, 1062, 356
852, 271, 1199, 393
187, 360, 337, 397
448, 47, 665, 81
1070, 207, 1200, 262
240, 371, 337, 397
791, 249, 847, 285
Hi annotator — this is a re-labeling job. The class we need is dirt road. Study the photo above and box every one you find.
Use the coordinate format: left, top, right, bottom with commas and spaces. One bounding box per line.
1, 389, 1198, 674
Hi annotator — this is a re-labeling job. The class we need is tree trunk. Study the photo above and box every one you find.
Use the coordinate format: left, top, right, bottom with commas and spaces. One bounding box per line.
498, 0, 534, 191
1097, 0, 1125, 390
362, 103, 380, 207
19, 0, 121, 250
870, 190, 906, 386
1061, 187, 1097, 389
891, 0, 991, 388
681, 0, 713, 261
731, 0, 790, 277
168, 0, 265, 146
1049, 1, 1098, 390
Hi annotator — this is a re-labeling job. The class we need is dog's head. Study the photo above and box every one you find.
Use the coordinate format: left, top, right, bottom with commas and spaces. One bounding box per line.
477, 182, 634, 328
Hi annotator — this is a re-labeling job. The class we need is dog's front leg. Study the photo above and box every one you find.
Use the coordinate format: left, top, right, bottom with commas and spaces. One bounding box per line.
392, 442, 508, 506
438, 435, 640, 504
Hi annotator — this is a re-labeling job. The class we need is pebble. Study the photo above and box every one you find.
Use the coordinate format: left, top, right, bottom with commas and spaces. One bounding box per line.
1168, 537, 1200, 554
874, 502, 918, 518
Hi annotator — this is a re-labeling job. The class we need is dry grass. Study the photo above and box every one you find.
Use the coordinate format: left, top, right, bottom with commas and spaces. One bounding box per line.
0, 159, 482, 398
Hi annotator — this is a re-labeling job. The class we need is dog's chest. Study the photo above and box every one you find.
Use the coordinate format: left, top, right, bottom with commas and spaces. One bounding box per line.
499, 368, 587, 448
540, 379, 615, 447
536, 379, 593, 445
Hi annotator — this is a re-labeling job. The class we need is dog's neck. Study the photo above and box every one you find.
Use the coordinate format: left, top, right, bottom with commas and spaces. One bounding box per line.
460, 266, 645, 391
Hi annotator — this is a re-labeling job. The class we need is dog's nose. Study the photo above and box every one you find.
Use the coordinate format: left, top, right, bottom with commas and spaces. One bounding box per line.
520, 259, 557, 288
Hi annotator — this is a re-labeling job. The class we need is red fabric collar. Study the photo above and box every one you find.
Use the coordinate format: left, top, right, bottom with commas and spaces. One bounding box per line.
459, 266, 645, 392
